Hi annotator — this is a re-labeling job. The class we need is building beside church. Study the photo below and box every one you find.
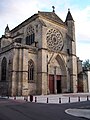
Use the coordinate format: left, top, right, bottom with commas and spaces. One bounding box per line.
0, 9, 84, 96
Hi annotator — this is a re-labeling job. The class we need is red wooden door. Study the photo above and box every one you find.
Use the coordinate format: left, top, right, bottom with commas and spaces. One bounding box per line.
49, 75, 54, 94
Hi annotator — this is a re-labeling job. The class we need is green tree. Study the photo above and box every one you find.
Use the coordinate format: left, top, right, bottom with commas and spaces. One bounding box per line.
82, 59, 90, 70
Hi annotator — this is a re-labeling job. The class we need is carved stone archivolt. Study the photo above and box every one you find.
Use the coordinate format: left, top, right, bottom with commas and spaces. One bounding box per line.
46, 29, 63, 52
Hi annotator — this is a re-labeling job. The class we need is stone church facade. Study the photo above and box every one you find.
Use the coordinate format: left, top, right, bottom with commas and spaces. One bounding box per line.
0, 9, 78, 96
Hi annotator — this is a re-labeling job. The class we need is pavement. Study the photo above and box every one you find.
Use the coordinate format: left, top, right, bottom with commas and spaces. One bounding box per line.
0, 93, 90, 119
0, 98, 90, 120
33, 93, 90, 119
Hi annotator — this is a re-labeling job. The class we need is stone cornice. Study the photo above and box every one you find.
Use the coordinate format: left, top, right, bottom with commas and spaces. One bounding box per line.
0, 42, 38, 54
38, 48, 48, 51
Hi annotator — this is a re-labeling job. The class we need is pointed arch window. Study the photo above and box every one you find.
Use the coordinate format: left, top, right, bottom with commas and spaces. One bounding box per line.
26, 25, 35, 45
1, 57, 7, 81
28, 60, 34, 81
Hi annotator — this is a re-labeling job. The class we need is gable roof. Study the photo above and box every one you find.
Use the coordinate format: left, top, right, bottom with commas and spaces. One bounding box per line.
38, 11, 65, 26
11, 11, 65, 33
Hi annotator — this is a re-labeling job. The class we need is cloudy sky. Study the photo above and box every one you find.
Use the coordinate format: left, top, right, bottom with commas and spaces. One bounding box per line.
0, 0, 90, 61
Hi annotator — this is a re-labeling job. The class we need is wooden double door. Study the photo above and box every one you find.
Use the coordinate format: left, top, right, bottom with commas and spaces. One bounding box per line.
49, 75, 61, 94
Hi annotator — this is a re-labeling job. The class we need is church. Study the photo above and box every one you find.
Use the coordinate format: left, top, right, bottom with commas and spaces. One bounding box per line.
0, 8, 84, 96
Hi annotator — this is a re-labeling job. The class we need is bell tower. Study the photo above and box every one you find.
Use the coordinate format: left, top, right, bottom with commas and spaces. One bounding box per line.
65, 9, 77, 92
65, 9, 75, 41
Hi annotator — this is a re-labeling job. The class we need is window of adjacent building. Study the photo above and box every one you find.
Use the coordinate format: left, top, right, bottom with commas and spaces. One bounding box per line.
28, 60, 34, 81
1, 57, 7, 81
26, 25, 35, 45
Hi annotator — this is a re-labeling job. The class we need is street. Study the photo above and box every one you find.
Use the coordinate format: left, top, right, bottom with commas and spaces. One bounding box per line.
0, 98, 89, 120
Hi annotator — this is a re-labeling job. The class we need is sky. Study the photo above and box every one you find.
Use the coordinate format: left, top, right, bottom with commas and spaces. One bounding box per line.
0, 0, 90, 61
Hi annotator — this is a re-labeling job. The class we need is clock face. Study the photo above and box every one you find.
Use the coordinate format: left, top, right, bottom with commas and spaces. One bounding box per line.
46, 29, 63, 52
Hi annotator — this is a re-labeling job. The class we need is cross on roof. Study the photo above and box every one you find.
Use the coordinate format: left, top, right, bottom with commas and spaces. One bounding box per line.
52, 6, 55, 13
68, 8, 70, 11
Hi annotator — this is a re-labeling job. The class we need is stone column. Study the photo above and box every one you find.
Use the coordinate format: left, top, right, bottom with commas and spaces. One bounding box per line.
22, 49, 28, 96
61, 75, 67, 93
67, 67, 71, 92
37, 50, 42, 94
17, 49, 23, 96
71, 56, 78, 93
37, 49, 48, 95
71, 75, 77, 93
11, 49, 18, 96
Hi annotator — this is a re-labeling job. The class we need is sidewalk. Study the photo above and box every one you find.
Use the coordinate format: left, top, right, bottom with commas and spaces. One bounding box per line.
1, 93, 90, 104
65, 108, 90, 119
33, 93, 90, 104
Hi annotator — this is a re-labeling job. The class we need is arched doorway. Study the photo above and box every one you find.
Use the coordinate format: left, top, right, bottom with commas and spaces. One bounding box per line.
0, 57, 8, 96
48, 55, 67, 94
1, 57, 7, 81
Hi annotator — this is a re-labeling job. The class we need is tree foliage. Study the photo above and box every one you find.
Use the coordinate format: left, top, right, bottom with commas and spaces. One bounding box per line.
82, 59, 90, 70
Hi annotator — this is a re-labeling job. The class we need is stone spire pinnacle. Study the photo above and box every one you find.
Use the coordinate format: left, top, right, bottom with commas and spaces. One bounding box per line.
5, 24, 10, 37
65, 8, 74, 22
5, 24, 10, 32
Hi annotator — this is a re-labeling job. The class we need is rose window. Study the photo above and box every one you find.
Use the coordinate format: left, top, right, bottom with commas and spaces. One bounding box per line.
46, 29, 63, 52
